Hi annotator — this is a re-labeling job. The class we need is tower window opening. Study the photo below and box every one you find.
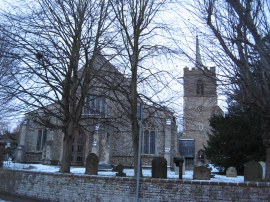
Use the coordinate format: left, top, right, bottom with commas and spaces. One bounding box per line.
197, 79, 204, 95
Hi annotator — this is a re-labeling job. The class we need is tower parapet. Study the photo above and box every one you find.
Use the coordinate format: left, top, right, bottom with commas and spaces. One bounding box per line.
184, 66, 216, 75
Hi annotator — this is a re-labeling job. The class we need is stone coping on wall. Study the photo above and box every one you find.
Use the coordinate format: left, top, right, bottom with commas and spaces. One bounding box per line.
1, 168, 269, 188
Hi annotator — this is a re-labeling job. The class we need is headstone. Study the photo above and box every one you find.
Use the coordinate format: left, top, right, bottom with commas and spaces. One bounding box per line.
85, 153, 99, 175
226, 167, 237, 177
193, 166, 211, 180
244, 160, 262, 181
152, 157, 167, 179
0, 143, 5, 168
112, 163, 126, 177
259, 161, 266, 180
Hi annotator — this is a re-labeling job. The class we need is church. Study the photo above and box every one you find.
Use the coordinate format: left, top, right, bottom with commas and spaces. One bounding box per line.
180, 37, 223, 169
15, 37, 221, 170
15, 54, 178, 169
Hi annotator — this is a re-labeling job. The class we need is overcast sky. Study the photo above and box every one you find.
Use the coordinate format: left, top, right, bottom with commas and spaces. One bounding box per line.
0, 0, 227, 130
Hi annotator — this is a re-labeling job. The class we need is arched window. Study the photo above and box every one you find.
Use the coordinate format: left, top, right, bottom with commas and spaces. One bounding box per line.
142, 129, 156, 155
196, 79, 204, 95
83, 96, 107, 115
36, 128, 47, 151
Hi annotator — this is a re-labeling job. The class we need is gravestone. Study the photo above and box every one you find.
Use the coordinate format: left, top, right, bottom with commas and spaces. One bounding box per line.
259, 161, 266, 180
193, 166, 211, 180
244, 160, 262, 181
85, 153, 99, 175
226, 167, 237, 177
112, 163, 126, 177
152, 157, 167, 179
0, 143, 5, 168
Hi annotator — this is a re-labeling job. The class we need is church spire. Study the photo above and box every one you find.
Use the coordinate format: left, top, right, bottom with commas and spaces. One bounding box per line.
196, 36, 203, 68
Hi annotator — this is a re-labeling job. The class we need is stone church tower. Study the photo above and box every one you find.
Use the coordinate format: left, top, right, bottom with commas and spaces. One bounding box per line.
180, 37, 222, 168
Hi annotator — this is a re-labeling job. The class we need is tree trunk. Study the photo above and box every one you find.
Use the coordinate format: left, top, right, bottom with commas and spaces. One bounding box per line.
59, 122, 76, 173
59, 133, 72, 173
132, 119, 139, 177
261, 118, 270, 181
265, 147, 270, 181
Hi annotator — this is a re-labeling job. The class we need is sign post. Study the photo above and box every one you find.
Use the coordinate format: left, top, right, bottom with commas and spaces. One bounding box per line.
135, 103, 143, 202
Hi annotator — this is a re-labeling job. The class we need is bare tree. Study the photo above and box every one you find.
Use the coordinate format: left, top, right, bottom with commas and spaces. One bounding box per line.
0, 31, 18, 128
186, 0, 270, 180
108, 0, 173, 176
0, 0, 112, 173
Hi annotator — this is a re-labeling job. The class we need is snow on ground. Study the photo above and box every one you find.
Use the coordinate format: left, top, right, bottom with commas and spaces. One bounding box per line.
2, 161, 244, 183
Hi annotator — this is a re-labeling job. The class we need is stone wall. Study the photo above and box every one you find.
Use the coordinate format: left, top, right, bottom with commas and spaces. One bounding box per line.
1, 169, 270, 202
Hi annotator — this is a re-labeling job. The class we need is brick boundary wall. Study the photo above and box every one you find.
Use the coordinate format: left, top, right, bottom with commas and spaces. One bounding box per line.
0, 168, 270, 202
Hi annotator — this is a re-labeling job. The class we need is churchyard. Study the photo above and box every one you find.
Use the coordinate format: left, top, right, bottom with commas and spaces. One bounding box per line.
1, 154, 270, 201
0, 159, 266, 183
1, 153, 266, 182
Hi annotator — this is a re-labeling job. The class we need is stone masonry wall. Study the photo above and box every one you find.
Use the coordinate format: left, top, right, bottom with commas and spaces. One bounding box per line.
1, 169, 270, 201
